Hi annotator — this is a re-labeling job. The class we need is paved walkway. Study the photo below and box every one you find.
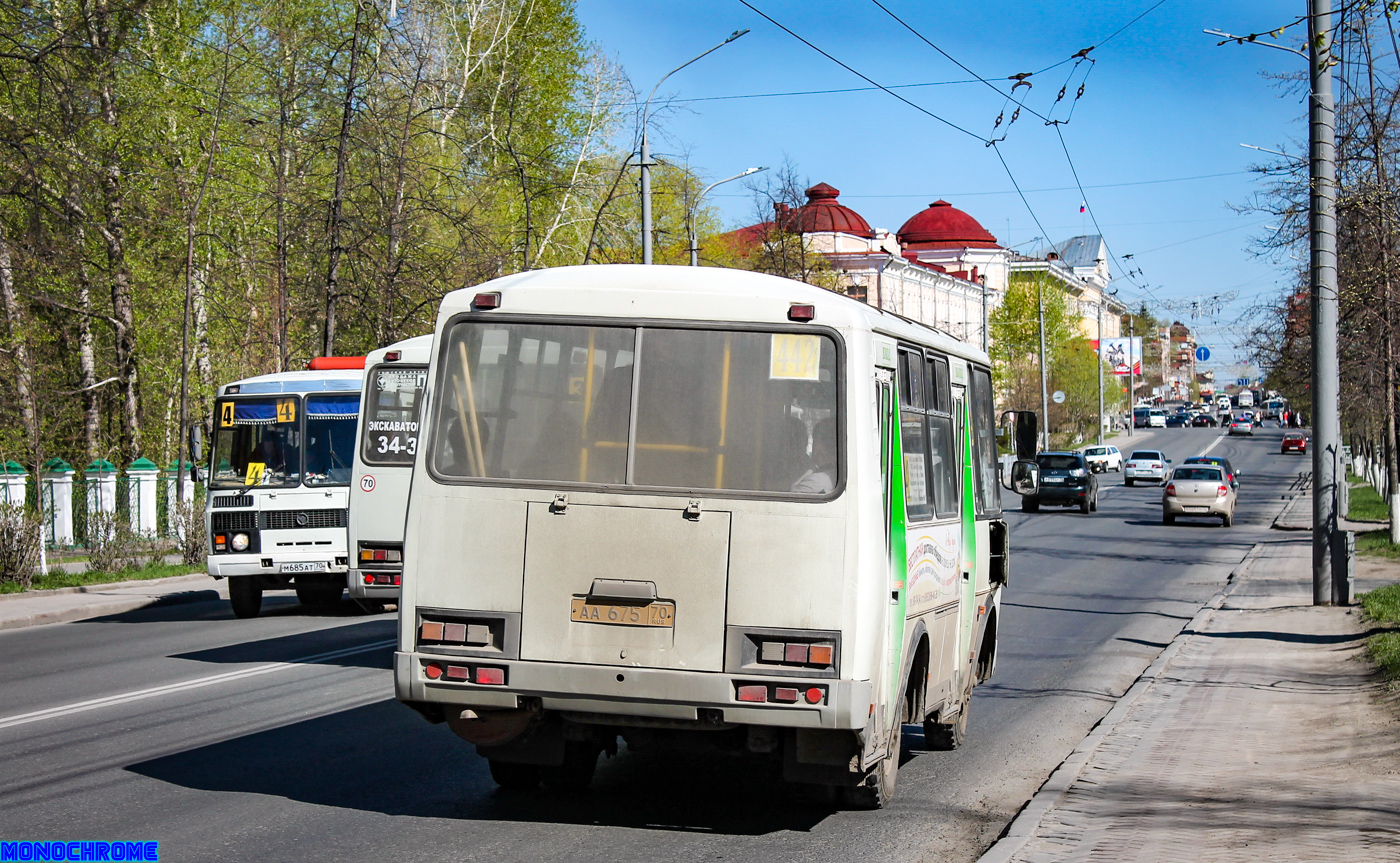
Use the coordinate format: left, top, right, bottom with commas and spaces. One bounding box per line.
0, 573, 223, 631
979, 535, 1400, 862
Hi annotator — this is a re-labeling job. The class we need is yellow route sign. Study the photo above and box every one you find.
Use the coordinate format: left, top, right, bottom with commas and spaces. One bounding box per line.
277, 398, 296, 423
770, 333, 822, 381
245, 462, 266, 486
219, 402, 235, 428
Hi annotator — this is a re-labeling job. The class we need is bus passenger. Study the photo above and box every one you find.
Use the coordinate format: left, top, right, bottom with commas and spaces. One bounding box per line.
791, 417, 837, 494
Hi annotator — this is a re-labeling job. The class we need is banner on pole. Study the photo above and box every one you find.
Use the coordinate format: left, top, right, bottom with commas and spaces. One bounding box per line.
1098, 337, 1141, 376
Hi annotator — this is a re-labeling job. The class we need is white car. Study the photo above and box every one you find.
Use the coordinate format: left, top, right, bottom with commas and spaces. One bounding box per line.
1228, 417, 1254, 436
1124, 449, 1172, 486
1083, 444, 1123, 473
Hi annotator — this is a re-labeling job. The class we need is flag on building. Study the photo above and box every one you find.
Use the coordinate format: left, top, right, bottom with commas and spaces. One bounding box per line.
1079, 201, 1087, 213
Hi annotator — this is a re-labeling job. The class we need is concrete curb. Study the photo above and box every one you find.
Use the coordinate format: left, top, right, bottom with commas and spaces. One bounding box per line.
0, 588, 222, 631
0, 572, 211, 603
1271, 492, 1307, 531
974, 543, 1264, 863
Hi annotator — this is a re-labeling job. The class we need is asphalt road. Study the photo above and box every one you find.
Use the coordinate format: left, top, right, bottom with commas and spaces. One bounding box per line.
0, 422, 1308, 862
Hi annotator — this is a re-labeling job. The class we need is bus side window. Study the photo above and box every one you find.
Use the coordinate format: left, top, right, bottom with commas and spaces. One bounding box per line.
899, 348, 933, 521
970, 366, 1001, 515
925, 355, 958, 519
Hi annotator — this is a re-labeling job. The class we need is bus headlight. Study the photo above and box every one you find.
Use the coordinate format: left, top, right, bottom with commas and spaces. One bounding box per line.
231, 532, 250, 552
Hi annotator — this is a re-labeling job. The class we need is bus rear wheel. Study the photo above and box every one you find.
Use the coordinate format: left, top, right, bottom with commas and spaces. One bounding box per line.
228, 577, 262, 619
924, 703, 968, 751
541, 740, 601, 793
842, 720, 900, 810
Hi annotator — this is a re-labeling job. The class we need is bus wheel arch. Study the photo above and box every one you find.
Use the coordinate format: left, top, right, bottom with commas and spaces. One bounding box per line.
901, 627, 932, 724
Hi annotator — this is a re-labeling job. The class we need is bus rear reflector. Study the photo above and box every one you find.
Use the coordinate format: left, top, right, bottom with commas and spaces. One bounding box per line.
736, 685, 767, 703
787, 303, 816, 321
445, 665, 472, 681
424, 662, 443, 680
475, 667, 505, 685
805, 687, 825, 705
363, 573, 375, 585
785, 643, 808, 664
420, 620, 445, 641
773, 688, 799, 703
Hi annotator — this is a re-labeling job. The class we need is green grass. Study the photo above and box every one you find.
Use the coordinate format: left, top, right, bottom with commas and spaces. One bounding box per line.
1356, 532, 1400, 560
1360, 583, 1400, 684
0, 560, 204, 594
1348, 481, 1391, 522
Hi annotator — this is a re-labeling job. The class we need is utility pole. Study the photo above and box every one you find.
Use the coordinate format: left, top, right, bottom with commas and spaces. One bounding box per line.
1127, 315, 1135, 438
1097, 300, 1105, 445
1309, 0, 1342, 606
689, 167, 766, 265
1037, 275, 1050, 451
640, 30, 748, 265
981, 274, 990, 352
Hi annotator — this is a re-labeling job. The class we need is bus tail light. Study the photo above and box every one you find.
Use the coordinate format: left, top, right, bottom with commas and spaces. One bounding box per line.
787, 303, 816, 322
759, 639, 835, 669
736, 685, 767, 703
475, 667, 506, 685
384, 350, 401, 362
363, 573, 375, 585
473, 292, 501, 310
424, 662, 443, 680
773, 687, 799, 703
805, 687, 826, 705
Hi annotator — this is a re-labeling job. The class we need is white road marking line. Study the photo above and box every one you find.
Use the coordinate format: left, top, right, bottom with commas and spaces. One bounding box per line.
1197, 431, 1228, 458
0, 638, 396, 731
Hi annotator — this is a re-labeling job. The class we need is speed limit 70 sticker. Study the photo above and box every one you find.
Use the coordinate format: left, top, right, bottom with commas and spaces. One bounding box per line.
359, 475, 376, 493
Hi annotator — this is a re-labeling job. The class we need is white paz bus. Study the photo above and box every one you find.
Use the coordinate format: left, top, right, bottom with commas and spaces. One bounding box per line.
394, 265, 1025, 808
348, 335, 432, 611
206, 360, 365, 618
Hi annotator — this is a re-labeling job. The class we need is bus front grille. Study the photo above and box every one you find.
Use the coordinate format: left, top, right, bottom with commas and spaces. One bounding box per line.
263, 509, 349, 530
211, 511, 257, 532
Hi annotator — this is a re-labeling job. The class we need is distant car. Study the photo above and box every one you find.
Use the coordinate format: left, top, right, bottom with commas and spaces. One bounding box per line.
1163, 465, 1237, 527
1022, 451, 1098, 514
1083, 444, 1123, 473
1191, 413, 1218, 427
1228, 417, 1254, 436
1124, 449, 1171, 486
1281, 433, 1308, 454
1165, 414, 1189, 427
1183, 455, 1240, 490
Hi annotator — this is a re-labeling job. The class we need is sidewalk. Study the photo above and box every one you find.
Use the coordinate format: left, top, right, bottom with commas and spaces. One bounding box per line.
0, 573, 224, 631
979, 535, 1400, 862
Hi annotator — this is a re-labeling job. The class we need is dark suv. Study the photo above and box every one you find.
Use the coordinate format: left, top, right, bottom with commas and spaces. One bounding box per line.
1022, 451, 1099, 514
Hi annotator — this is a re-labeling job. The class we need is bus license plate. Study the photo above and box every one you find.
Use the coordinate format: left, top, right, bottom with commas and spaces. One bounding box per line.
570, 598, 675, 628
282, 561, 329, 573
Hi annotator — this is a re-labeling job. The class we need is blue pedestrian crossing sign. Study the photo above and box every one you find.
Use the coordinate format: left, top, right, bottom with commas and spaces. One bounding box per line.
1195, 346, 1210, 362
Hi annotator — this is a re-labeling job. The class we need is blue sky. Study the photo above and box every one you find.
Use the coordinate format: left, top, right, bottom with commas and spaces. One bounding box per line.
574, 0, 1313, 376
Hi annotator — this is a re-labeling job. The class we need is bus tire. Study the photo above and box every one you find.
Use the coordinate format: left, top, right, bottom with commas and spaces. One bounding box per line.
842, 721, 900, 810
1021, 498, 1039, 513
1125, 478, 1134, 487
541, 740, 600, 793
296, 583, 343, 609
488, 759, 540, 791
924, 703, 968, 751
228, 577, 262, 619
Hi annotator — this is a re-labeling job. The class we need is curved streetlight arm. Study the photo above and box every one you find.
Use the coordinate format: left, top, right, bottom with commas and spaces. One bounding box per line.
690, 166, 767, 266
640, 29, 749, 265
1203, 29, 1307, 59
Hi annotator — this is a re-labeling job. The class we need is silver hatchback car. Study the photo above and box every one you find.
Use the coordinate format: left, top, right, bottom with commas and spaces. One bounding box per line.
1124, 450, 1171, 486
1163, 465, 1237, 526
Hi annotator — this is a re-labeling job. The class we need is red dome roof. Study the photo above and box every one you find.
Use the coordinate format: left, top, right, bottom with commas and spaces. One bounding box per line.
897, 200, 1000, 249
778, 183, 872, 236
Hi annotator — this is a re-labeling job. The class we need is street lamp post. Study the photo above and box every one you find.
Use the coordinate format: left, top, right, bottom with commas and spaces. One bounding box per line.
689, 167, 767, 266
640, 30, 749, 265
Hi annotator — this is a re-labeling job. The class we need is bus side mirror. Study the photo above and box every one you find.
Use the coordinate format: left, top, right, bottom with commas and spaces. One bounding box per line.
1007, 460, 1039, 496
1000, 410, 1038, 461
189, 425, 204, 463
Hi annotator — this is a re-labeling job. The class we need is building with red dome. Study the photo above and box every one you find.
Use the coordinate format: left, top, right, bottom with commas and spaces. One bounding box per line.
724, 182, 1124, 347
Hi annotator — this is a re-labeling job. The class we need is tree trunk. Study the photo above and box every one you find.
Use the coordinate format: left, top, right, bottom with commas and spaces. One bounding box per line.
0, 226, 37, 451
87, 0, 141, 462
323, 0, 368, 357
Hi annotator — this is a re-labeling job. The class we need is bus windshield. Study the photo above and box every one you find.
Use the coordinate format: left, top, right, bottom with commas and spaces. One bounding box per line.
361, 365, 428, 466
304, 394, 360, 486
211, 397, 301, 487
431, 321, 840, 495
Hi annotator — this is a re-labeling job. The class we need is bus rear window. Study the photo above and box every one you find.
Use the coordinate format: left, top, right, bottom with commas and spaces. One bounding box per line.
430, 322, 840, 496
362, 365, 428, 466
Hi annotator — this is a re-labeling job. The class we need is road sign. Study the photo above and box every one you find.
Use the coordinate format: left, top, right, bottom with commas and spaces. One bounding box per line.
1237, 378, 1250, 387
1195, 346, 1211, 362
1052, 390, 1066, 404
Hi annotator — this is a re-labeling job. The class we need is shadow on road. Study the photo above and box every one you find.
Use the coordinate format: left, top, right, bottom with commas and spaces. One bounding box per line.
126, 698, 834, 835
169, 619, 395, 669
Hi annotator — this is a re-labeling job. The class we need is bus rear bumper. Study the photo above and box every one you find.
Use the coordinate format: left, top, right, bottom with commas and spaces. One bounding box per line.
394, 651, 871, 731
347, 570, 401, 600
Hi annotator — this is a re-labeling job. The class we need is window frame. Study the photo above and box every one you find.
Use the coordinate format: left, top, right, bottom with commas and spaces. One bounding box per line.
423, 313, 847, 502
969, 363, 1002, 519
208, 394, 305, 490
359, 362, 430, 468
896, 344, 962, 523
